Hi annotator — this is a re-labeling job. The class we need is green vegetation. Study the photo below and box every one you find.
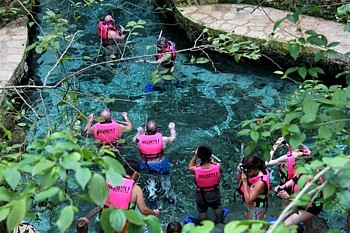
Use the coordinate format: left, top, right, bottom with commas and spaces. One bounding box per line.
0, 0, 349, 232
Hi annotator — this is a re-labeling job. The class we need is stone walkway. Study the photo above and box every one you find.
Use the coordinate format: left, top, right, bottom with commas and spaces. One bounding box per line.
178, 4, 350, 59
0, 17, 28, 95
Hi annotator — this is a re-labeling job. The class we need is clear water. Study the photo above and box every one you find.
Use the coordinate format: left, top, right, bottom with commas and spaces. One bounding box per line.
26, 0, 306, 232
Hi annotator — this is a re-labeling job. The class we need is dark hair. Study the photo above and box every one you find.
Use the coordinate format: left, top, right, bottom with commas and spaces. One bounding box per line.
146, 120, 158, 135
166, 221, 182, 233
157, 37, 168, 50
242, 155, 266, 172
197, 144, 212, 163
124, 160, 139, 176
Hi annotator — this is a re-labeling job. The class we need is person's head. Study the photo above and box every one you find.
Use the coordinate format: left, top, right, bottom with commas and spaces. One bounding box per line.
146, 120, 158, 135
104, 15, 115, 24
124, 160, 139, 177
157, 36, 168, 51
241, 155, 266, 177
196, 144, 212, 163
100, 108, 112, 122
166, 221, 182, 233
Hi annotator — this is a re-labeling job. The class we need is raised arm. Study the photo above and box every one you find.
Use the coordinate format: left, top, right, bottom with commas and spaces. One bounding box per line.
118, 112, 133, 134
132, 127, 144, 143
162, 122, 176, 148
188, 151, 198, 174
84, 113, 94, 135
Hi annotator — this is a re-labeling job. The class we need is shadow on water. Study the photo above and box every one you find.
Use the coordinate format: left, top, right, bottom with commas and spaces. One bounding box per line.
26, 0, 338, 232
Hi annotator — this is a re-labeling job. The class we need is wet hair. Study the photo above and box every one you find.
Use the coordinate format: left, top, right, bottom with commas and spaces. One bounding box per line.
197, 144, 212, 163
157, 36, 168, 50
100, 108, 112, 122
146, 120, 158, 135
166, 221, 182, 233
124, 160, 139, 176
241, 155, 266, 172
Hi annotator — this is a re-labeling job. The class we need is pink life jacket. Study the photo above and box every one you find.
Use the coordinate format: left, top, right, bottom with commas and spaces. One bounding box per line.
138, 132, 163, 160
156, 41, 176, 64
93, 121, 120, 143
195, 162, 220, 192
97, 21, 120, 47
105, 177, 134, 209
279, 151, 296, 184
279, 149, 311, 184
238, 169, 270, 208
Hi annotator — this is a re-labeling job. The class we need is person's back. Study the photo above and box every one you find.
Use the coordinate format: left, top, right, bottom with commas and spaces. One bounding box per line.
188, 145, 226, 223
103, 160, 159, 232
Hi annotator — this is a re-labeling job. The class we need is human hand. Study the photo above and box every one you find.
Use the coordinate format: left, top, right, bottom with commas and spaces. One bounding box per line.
237, 163, 243, 172
122, 112, 128, 119
168, 122, 175, 129
88, 114, 94, 123
137, 127, 143, 133
119, 25, 125, 33
240, 172, 247, 182
275, 137, 285, 147
277, 190, 289, 199
153, 209, 160, 216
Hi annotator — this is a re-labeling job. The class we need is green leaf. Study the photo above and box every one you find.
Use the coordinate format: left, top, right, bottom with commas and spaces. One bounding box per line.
123, 209, 145, 225
297, 67, 307, 79
337, 190, 350, 209
103, 156, 125, 174
88, 174, 108, 206
287, 124, 300, 133
237, 129, 251, 136
303, 97, 319, 114
323, 156, 349, 169
289, 133, 306, 149
250, 131, 259, 142
318, 125, 331, 139
75, 167, 91, 190
314, 51, 325, 62
106, 170, 123, 187
32, 159, 56, 176
0, 187, 13, 202
322, 183, 336, 200
47, 132, 74, 141
273, 19, 283, 31
289, 43, 300, 60
307, 36, 327, 47
5, 167, 21, 189
57, 205, 75, 233
195, 57, 210, 64
0, 208, 10, 222
144, 215, 162, 233
305, 30, 318, 36
7, 198, 26, 232
34, 187, 60, 202
110, 208, 126, 232
100, 208, 114, 233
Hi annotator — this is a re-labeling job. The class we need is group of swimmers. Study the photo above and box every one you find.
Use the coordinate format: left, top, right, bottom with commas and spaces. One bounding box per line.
83, 106, 323, 233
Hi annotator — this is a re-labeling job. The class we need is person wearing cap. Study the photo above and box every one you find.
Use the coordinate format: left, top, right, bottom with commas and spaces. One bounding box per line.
97, 15, 126, 57
84, 108, 132, 148
144, 36, 176, 68
132, 120, 176, 207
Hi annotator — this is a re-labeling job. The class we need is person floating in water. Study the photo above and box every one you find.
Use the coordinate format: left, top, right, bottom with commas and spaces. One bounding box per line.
84, 108, 132, 148
187, 145, 229, 224
133, 120, 176, 208
236, 155, 270, 220
144, 36, 176, 68
97, 15, 126, 58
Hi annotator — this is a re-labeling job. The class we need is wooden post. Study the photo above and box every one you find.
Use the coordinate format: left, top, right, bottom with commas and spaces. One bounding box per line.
76, 206, 102, 233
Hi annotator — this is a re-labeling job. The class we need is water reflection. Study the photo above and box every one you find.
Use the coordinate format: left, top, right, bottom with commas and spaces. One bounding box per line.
29, 0, 297, 231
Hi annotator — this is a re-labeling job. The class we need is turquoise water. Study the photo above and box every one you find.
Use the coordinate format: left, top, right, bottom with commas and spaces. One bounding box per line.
25, 0, 307, 232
